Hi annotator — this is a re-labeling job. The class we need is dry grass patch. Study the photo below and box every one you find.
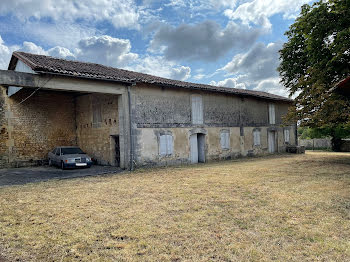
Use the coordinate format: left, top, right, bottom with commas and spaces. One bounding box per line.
0, 152, 349, 261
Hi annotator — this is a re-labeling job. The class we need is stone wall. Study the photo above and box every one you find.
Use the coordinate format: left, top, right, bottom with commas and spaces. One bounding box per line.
0, 87, 8, 167
0, 86, 76, 167
298, 138, 332, 150
76, 93, 119, 165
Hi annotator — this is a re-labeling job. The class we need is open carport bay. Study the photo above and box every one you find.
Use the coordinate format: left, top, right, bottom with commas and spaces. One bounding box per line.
0, 165, 122, 187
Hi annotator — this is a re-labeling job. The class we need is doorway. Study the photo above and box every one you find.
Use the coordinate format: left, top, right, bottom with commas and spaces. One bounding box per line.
268, 131, 276, 153
190, 133, 206, 163
112, 135, 120, 167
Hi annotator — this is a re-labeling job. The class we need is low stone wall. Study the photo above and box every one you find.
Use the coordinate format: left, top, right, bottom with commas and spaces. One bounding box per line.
298, 138, 332, 150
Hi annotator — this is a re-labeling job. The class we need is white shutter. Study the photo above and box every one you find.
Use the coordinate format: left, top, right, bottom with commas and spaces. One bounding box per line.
269, 104, 275, 124
159, 135, 167, 156
220, 131, 230, 149
220, 132, 225, 149
253, 130, 261, 146
167, 135, 173, 155
192, 95, 203, 124
160, 134, 173, 156
284, 129, 290, 143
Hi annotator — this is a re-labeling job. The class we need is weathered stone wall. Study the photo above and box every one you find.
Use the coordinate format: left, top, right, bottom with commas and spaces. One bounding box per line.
76, 93, 119, 165
0, 87, 8, 167
130, 84, 295, 167
299, 138, 332, 150
0, 86, 76, 167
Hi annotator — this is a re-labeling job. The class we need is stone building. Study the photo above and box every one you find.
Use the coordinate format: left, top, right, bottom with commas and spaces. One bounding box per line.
0, 52, 296, 169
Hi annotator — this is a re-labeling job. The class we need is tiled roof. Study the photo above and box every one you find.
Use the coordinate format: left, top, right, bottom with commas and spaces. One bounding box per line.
10, 51, 293, 102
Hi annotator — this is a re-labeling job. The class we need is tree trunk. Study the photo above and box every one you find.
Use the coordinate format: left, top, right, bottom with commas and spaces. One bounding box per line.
331, 136, 342, 151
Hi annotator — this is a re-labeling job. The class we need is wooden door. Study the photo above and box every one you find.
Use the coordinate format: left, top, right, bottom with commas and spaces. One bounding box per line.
268, 131, 275, 153
190, 134, 198, 163
114, 135, 120, 167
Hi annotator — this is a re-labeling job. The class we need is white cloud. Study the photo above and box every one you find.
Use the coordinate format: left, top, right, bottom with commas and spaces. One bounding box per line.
0, 34, 191, 82
170, 66, 191, 81
76, 35, 138, 67
254, 77, 289, 97
210, 77, 246, 89
222, 42, 283, 84
127, 56, 191, 81
149, 20, 264, 61
47, 46, 76, 60
210, 41, 291, 96
224, 0, 313, 26
19, 41, 47, 55
165, 0, 237, 10
21, 21, 98, 50
0, 36, 17, 69
0, 0, 140, 29
193, 74, 205, 80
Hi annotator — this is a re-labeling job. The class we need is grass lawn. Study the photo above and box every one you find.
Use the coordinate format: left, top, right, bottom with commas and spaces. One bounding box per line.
0, 151, 349, 261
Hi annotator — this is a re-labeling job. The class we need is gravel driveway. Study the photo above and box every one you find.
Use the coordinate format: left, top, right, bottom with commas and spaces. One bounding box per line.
0, 165, 122, 187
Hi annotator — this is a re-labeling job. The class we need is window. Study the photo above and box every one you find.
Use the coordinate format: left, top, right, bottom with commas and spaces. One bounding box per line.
159, 134, 173, 156
92, 99, 102, 127
61, 147, 85, 155
284, 129, 290, 143
55, 148, 61, 156
220, 130, 230, 150
192, 95, 203, 125
269, 104, 275, 124
253, 129, 261, 146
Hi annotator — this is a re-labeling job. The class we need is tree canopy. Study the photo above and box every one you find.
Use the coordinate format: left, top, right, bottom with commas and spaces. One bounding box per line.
278, 0, 350, 149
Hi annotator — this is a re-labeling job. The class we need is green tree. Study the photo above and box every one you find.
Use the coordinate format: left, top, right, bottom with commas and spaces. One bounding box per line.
278, 0, 350, 151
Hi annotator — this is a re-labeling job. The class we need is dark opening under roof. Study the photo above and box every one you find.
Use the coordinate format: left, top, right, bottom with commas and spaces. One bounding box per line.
9, 51, 293, 103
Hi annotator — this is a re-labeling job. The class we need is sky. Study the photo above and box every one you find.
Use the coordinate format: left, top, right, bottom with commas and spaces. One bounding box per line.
0, 0, 315, 97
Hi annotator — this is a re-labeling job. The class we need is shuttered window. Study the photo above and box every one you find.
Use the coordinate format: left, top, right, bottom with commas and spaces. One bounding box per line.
192, 95, 203, 125
92, 99, 102, 128
220, 131, 230, 149
284, 129, 290, 143
159, 134, 173, 156
269, 104, 275, 124
253, 129, 261, 146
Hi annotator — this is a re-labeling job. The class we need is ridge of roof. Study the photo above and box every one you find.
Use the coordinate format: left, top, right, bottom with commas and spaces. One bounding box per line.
10, 51, 293, 102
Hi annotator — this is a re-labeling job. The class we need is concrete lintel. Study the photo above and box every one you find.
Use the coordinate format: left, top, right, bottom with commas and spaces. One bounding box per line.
0, 70, 127, 95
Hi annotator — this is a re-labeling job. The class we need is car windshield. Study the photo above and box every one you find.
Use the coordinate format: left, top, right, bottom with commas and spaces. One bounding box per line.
61, 147, 85, 155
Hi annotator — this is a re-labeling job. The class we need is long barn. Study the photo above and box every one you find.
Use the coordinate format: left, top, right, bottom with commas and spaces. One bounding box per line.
0, 52, 296, 169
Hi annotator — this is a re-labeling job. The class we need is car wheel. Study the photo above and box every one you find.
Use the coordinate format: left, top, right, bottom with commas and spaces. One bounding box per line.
61, 161, 65, 170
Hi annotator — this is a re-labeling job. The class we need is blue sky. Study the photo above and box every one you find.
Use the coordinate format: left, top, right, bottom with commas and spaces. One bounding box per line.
0, 0, 315, 97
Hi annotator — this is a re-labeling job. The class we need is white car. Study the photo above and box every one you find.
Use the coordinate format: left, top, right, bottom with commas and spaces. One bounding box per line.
48, 146, 93, 170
